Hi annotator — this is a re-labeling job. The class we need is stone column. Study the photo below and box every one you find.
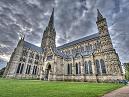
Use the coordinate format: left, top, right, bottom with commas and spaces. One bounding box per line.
72, 58, 76, 75
91, 53, 98, 82
91, 53, 96, 75
80, 56, 84, 75
72, 57, 76, 81
81, 56, 85, 81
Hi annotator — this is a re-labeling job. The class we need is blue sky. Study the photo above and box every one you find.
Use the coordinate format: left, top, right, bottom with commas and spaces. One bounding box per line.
0, 0, 129, 69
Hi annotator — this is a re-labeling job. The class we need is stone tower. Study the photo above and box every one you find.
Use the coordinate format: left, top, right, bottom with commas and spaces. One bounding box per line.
96, 9, 113, 51
41, 8, 56, 50
96, 9, 122, 75
3, 38, 24, 77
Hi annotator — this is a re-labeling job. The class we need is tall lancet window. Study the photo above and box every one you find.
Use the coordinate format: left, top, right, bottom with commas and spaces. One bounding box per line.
85, 61, 88, 74
96, 60, 101, 74
70, 63, 72, 74
88, 61, 92, 74
76, 63, 78, 74
67, 64, 72, 75
20, 64, 24, 74
100, 59, 106, 74
76, 63, 81, 74
67, 64, 70, 75
16, 63, 21, 73
85, 61, 92, 74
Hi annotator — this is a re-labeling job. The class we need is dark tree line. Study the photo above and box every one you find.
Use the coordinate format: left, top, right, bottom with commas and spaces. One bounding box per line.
0, 67, 5, 77
124, 63, 129, 80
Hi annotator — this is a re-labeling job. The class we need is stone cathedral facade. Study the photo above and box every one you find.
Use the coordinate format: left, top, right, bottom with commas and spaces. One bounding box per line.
3, 9, 123, 82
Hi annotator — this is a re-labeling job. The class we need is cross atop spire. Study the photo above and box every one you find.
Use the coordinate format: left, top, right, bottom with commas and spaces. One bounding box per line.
97, 9, 103, 21
48, 8, 54, 28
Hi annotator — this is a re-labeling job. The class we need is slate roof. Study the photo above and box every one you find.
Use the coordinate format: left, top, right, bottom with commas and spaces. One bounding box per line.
22, 33, 99, 56
57, 33, 99, 50
24, 41, 43, 52
53, 48, 70, 59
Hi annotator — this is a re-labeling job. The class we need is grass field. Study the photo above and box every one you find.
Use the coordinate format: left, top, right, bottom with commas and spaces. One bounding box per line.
0, 78, 124, 97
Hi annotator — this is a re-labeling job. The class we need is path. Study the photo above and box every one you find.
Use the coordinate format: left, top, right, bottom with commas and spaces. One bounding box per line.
102, 84, 129, 97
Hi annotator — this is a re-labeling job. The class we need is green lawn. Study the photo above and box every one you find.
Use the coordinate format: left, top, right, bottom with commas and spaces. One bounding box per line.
0, 78, 124, 97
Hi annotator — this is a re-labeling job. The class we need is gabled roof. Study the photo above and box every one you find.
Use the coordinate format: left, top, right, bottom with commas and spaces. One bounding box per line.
57, 33, 99, 49
22, 33, 99, 54
23, 41, 43, 52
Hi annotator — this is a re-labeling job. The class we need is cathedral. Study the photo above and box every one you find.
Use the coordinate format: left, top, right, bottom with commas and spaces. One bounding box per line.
3, 9, 124, 82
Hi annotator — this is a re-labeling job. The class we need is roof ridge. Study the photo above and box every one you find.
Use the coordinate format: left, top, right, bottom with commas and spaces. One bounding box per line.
24, 41, 43, 52
24, 41, 40, 47
57, 33, 99, 49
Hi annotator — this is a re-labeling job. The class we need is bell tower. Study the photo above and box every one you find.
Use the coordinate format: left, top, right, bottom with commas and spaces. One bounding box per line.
41, 8, 56, 50
96, 9, 113, 51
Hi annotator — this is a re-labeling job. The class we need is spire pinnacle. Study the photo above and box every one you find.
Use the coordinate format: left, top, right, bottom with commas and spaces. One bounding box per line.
48, 8, 54, 28
97, 9, 103, 21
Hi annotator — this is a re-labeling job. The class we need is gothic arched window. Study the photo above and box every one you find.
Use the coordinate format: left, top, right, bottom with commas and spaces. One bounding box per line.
88, 61, 92, 74
96, 60, 101, 74
76, 63, 78, 74
20, 64, 24, 74
28, 65, 31, 74
32, 66, 35, 75
35, 54, 39, 60
35, 66, 37, 75
16, 63, 21, 73
76, 63, 81, 74
85, 61, 88, 74
68, 64, 72, 75
25, 65, 28, 74
100, 59, 106, 74
67, 64, 70, 75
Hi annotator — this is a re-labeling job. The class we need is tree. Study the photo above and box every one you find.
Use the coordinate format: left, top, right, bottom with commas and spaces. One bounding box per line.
124, 63, 129, 80
0, 67, 5, 77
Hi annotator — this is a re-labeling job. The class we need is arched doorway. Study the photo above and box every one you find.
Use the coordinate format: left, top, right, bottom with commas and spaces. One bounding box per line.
45, 64, 51, 80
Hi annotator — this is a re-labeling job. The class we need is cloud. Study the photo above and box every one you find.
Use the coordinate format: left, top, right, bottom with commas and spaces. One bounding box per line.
0, 0, 129, 68
0, 59, 7, 69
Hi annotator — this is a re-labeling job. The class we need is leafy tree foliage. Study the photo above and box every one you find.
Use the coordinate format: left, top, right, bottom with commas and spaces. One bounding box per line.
124, 63, 129, 80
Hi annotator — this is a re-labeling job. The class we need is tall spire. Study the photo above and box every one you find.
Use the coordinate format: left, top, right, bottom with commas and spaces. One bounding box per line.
41, 8, 56, 49
97, 9, 103, 21
48, 8, 54, 28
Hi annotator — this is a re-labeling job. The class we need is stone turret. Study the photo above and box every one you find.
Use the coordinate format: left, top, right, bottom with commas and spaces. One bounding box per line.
3, 38, 24, 77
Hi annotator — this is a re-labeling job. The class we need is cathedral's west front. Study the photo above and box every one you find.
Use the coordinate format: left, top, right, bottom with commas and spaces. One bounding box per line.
3, 9, 124, 82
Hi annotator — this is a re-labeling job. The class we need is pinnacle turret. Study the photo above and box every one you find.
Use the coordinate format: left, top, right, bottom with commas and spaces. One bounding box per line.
48, 8, 54, 29
97, 9, 103, 21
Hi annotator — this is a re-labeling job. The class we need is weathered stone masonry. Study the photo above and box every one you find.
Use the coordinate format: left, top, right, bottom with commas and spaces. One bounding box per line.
3, 9, 124, 82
